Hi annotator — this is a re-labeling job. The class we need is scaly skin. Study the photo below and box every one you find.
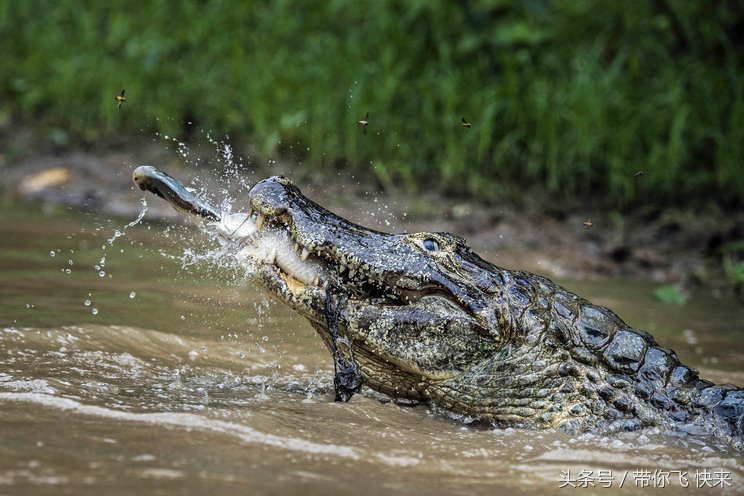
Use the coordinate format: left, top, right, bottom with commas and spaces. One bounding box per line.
134, 167, 744, 447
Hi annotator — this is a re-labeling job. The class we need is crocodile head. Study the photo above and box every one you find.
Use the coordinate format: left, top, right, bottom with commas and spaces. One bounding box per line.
239, 175, 509, 402
135, 166, 744, 442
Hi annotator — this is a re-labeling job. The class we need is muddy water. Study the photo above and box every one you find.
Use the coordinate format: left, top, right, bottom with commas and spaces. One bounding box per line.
1, 201, 742, 495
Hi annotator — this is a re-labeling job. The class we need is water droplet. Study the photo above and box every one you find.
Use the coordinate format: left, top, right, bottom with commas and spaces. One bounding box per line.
180, 315, 185, 320
129, 291, 136, 299
238, 352, 246, 359
49, 251, 56, 257
99, 271, 105, 277
201, 346, 208, 353
91, 308, 98, 315
84, 300, 91, 306
65, 269, 71, 274
68, 260, 73, 266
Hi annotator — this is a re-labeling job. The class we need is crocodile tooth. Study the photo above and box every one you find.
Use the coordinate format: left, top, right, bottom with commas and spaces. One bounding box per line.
267, 247, 277, 264
339, 265, 347, 274
312, 275, 320, 286
294, 243, 300, 253
300, 247, 310, 261
349, 270, 356, 279
247, 207, 254, 218
256, 214, 266, 230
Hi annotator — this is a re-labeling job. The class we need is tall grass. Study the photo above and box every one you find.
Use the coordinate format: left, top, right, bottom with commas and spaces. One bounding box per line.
1, 0, 742, 205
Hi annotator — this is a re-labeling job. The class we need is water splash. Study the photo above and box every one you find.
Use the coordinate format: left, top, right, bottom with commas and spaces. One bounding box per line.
106, 198, 148, 248
126, 197, 149, 228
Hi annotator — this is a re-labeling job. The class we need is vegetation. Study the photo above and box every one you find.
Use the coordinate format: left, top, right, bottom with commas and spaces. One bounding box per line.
653, 284, 688, 305
1, 1, 743, 205
720, 241, 744, 288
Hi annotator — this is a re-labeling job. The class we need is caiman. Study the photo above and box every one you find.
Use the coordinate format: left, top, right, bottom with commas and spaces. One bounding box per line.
133, 165, 743, 448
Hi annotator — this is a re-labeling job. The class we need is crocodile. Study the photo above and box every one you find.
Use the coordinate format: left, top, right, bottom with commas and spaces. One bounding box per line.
133, 165, 743, 447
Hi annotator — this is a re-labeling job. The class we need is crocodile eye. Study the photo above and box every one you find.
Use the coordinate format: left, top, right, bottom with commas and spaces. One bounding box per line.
422, 238, 438, 252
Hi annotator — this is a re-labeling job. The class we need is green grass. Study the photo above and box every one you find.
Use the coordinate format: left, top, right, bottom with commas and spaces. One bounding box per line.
653, 284, 688, 305
1, 0, 743, 205
720, 241, 744, 289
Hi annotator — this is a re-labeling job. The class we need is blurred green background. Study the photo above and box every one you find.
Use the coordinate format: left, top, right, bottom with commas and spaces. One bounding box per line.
1, 0, 742, 205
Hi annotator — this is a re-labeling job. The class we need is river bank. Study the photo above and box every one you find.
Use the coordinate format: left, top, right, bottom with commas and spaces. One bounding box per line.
2, 129, 743, 293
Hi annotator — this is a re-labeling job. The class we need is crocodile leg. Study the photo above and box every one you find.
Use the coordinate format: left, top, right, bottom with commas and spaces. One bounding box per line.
324, 285, 364, 402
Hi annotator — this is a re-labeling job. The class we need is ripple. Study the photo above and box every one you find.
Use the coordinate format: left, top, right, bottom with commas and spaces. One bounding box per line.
0, 392, 360, 459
